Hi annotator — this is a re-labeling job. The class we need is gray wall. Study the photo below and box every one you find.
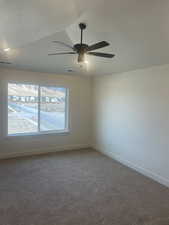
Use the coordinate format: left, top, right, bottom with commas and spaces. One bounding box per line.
93, 64, 169, 187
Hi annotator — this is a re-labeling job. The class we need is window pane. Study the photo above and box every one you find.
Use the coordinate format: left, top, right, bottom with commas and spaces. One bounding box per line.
8, 83, 38, 134
40, 87, 66, 131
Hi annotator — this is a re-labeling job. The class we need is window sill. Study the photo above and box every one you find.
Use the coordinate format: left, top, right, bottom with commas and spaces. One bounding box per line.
5, 129, 70, 139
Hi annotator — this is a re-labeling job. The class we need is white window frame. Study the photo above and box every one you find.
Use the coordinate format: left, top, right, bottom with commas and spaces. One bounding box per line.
6, 82, 69, 137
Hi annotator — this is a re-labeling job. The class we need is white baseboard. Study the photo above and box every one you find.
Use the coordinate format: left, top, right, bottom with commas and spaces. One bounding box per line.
0, 144, 91, 160
94, 145, 169, 188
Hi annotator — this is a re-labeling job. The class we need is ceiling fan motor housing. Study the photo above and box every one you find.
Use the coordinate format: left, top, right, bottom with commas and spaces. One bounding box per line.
79, 23, 86, 30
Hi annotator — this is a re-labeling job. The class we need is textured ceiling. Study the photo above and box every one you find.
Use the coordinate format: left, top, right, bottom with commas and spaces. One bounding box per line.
1, 0, 169, 75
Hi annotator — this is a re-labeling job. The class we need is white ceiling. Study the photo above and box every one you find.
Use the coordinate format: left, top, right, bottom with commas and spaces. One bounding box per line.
1, 0, 169, 75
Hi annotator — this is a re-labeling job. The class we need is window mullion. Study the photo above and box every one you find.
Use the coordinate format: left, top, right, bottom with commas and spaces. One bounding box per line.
38, 85, 41, 132
65, 88, 68, 130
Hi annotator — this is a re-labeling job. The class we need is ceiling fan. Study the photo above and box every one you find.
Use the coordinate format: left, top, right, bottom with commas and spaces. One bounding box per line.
48, 23, 115, 63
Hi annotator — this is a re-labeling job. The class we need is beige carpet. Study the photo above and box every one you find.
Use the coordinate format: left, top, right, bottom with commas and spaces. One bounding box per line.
0, 149, 169, 225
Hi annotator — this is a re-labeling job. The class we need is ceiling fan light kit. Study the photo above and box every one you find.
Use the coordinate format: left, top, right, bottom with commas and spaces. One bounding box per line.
48, 23, 115, 64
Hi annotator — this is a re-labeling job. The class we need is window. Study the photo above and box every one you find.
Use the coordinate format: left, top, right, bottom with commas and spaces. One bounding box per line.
8, 83, 68, 135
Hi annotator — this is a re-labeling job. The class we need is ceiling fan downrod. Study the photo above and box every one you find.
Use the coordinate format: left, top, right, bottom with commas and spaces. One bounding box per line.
79, 23, 86, 45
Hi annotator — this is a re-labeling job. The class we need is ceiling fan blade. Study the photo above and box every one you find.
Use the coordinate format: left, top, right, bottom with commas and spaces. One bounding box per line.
87, 41, 109, 51
52, 41, 74, 50
48, 52, 76, 56
0, 61, 12, 64
87, 52, 115, 58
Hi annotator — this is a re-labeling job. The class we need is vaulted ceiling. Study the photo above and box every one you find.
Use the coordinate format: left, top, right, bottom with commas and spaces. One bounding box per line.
1, 0, 169, 75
